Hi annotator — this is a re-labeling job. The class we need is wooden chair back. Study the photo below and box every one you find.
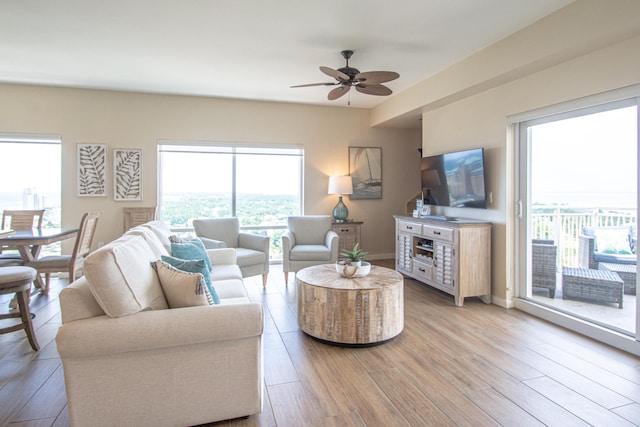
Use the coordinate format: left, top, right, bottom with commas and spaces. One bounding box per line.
73, 212, 101, 263
2, 209, 45, 230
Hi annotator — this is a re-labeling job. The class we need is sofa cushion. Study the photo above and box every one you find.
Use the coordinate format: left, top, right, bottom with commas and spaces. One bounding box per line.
235, 247, 266, 268
84, 234, 168, 317
161, 255, 220, 304
152, 260, 213, 308
213, 279, 250, 303
170, 238, 213, 272
126, 226, 170, 259
210, 264, 243, 282
140, 220, 173, 252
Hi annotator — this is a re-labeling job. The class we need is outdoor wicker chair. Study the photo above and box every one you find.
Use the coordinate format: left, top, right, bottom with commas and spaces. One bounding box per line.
532, 239, 557, 298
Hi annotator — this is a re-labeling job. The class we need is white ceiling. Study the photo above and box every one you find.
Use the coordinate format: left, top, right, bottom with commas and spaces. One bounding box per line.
0, 0, 574, 109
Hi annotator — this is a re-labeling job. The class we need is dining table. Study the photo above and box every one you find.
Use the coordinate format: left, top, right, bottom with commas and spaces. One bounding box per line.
0, 227, 79, 293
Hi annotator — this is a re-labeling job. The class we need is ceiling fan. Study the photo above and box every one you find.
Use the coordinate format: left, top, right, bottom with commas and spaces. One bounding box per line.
291, 50, 400, 104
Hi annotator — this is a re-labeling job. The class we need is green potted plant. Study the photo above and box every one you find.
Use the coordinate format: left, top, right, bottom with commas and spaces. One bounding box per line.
340, 243, 368, 266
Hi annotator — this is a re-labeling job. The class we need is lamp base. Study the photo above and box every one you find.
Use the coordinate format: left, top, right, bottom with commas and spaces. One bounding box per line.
332, 196, 349, 222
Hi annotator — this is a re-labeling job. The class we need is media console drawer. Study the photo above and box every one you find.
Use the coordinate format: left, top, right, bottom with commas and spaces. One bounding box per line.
422, 225, 453, 242
412, 259, 433, 281
398, 220, 422, 234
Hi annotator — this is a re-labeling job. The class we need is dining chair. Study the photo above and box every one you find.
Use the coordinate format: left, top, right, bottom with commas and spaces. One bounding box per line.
25, 212, 101, 293
1, 209, 46, 230
0, 266, 40, 350
0, 209, 46, 260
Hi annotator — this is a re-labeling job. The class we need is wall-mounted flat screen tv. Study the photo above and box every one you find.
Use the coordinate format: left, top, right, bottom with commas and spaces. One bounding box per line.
420, 148, 487, 209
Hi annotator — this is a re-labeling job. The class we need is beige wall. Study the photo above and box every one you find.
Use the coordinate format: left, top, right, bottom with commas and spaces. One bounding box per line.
0, 84, 421, 257
372, 0, 640, 307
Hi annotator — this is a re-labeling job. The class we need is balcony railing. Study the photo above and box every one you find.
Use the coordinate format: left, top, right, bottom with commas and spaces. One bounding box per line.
532, 207, 636, 267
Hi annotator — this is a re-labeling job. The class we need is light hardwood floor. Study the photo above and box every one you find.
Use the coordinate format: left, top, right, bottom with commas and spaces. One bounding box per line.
1, 260, 640, 427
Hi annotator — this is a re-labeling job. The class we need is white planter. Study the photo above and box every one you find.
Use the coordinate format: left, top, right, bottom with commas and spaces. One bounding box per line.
335, 261, 371, 278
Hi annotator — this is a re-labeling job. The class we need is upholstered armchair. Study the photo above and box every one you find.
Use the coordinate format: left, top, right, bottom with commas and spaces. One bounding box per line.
531, 239, 557, 298
193, 217, 270, 286
282, 215, 339, 285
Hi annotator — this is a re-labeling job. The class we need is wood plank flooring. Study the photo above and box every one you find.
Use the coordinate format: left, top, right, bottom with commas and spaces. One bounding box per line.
1, 260, 639, 426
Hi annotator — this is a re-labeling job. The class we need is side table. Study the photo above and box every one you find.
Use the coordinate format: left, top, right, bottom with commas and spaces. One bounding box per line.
331, 221, 362, 254
598, 262, 636, 295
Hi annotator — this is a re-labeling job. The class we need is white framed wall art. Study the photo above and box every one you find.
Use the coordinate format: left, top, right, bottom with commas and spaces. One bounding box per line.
77, 143, 107, 197
113, 148, 143, 201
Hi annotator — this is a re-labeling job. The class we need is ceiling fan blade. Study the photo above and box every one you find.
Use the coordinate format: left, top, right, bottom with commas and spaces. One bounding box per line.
290, 82, 338, 88
328, 85, 350, 100
320, 66, 350, 82
355, 71, 400, 85
355, 84, 393, 96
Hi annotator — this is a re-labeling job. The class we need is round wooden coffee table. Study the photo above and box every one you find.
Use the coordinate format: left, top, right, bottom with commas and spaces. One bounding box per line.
296, 264, 404, 346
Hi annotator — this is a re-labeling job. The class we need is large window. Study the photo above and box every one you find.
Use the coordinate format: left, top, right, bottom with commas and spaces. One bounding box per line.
514, 92, 639, 352
0, 133, 62, 255
158, 143, 303, 261
0, 134, 62, 227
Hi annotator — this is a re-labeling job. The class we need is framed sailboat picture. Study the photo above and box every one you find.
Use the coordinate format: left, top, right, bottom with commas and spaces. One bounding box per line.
349, 147, 382, 199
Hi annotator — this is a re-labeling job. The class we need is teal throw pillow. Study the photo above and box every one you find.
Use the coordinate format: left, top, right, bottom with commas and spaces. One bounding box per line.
170, 238, 213, 272
160, 255, 220, 304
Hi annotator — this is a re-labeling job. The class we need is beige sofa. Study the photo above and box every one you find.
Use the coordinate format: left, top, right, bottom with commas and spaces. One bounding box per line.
55, 221, 264, 427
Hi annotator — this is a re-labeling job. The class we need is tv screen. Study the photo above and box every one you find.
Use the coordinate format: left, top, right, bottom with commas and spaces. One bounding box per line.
420, 148, 487, 209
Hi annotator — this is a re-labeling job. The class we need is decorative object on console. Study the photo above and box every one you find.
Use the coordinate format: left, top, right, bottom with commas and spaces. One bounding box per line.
328, 175, 353, 222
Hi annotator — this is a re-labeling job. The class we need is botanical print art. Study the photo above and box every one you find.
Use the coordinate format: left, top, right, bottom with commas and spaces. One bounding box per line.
114, 148, 142, 201
77, 144, 107, 197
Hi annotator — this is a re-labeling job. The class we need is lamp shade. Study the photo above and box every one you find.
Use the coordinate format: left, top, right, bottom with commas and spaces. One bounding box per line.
328, 175, 353, 195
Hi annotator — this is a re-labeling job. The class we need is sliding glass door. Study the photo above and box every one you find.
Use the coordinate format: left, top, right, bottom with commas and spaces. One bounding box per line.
517, 96, 639, 344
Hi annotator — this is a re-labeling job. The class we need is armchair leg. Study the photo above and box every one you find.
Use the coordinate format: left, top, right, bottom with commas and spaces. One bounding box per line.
284, 272, 289, 285
262, 274, 268, 287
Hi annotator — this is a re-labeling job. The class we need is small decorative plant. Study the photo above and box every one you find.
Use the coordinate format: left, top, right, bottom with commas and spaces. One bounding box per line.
340, 243, 368, 266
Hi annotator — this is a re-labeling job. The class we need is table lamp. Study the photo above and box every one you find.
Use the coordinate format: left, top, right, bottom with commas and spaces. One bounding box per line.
328, 175, 353, 222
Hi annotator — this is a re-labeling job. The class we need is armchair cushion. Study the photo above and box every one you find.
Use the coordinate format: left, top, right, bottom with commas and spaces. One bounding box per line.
290, 245, 333, 261
580, 226, 637, 268
153, 260, 213, 308
588, 227, 633, 254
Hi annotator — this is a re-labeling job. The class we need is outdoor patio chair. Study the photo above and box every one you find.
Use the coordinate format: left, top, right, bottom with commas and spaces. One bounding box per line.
532, 239, 557, 298
578, 225, 636, 270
